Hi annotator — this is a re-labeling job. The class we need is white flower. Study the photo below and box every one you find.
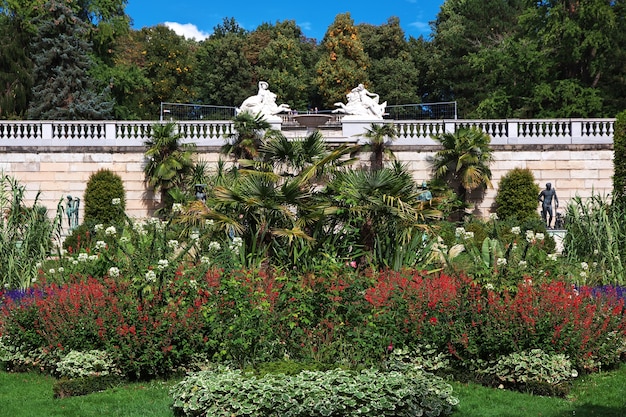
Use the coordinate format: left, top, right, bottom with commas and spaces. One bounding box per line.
518, 260, 527, 268
168, 240, 179, 249
145, 270, 157, 282
593, 249, 599, 255
120, 236, 130, 244
580, 262, 589, 270
108, 267, 120, 278
88, 255, 98, 261
496, 257, 507, 266
547, 253, 558, 261
95, 240, 107, 251
489, 213, 499, 221
49, 268, 55, 274
205, 219, 214, 227
58, 267, 64, 273
72, 260, 79, 265
200, 256, 211, 264
31, 277, 37, 283
511, 226, 521, 235
580, 270, 588, 278
157, 259, 169, 270
463, 231, 474, 240
208, 241, 221, 251
535, 233, 545, 241
36, 261, 43, 269
4, 283, 9, 288
78, 253, 89, 262
111, 198, 121, 205
190, 231, 200, 240
525, 230, 535, 242
485, 283, 495, 290
172, 203, 183, 213
189, 279, 198, 289
94, 224, 104, 232
105, 226, 117, 236
455, 227, 466, 237
512, 243, 518, 250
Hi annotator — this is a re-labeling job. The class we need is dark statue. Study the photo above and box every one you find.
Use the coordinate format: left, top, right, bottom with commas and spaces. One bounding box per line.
538, 182, 558, 229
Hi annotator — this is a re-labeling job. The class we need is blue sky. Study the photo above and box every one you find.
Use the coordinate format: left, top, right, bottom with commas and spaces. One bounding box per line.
126, 0, 445, 42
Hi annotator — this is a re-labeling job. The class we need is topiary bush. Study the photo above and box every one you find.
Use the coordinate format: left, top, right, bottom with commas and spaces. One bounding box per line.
495, 168, 541, 221
83, 169, 126, 226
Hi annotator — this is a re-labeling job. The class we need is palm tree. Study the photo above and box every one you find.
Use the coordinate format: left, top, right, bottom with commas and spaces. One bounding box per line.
221, 112, 272, 163
430, 127, 494, 207
357, 123, 398, 171
326, 163, 441, 267
144, 122, 196, 212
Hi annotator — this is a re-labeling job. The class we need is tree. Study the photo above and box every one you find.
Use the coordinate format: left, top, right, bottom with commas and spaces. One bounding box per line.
254, 21, 318, 111
144, 122, 196, 212
358, 17, 420, 105
357, 123, 398, 171
0, 14, 32, 119
221, 112, 272, 162
26, 0, 113, 120
430, 127, 494, 207
196, 26, 254, 107
135, 25, 198, 117
315, 13, 371, 109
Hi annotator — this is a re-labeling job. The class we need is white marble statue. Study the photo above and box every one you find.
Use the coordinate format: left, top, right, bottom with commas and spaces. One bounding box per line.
237, 81, 291, 121
333, 84, 387, 119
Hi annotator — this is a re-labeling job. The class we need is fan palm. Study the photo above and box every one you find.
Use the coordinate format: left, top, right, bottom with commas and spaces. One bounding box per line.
221, 111, 272, 162
144, 122, 196, 211
357, 123, 398, 171
430, 127, 494, 205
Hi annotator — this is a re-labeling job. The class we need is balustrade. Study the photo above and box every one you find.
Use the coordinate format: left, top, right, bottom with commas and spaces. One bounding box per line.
0, 118, 615, 147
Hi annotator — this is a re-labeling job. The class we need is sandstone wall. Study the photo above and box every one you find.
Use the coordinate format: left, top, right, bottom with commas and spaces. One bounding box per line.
1, 144, 613, 227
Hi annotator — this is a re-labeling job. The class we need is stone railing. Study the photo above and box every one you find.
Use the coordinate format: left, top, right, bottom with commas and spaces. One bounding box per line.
0, 118, 615, 147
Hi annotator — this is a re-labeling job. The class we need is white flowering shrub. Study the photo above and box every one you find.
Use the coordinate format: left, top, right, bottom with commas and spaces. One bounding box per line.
55, 350, 119, 379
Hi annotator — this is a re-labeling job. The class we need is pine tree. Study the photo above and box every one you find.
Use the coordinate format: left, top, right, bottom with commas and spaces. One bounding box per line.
0, 15, 32, 119
26, 0, 112, 120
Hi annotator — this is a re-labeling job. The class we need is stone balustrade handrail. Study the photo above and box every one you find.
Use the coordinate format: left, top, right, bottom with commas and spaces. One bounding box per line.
0, 118, 615, 147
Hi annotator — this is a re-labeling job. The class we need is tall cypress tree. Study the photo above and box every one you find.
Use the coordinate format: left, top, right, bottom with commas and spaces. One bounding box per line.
26, 0, 112, 120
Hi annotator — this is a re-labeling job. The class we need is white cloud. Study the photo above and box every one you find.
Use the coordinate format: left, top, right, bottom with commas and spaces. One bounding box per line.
164, 22, 210, 41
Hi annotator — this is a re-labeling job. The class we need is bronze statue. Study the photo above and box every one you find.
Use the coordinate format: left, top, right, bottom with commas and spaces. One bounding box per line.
538, 183, 558, 229
66, 195, 80, 230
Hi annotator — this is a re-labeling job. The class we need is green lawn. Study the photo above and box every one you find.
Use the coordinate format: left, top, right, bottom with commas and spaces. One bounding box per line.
1, 364, 625, 417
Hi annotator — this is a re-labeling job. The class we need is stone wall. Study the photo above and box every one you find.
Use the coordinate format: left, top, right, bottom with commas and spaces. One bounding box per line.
1, 144, 614, 226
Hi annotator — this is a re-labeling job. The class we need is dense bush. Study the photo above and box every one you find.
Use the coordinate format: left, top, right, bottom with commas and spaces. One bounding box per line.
170, 367, 459, 417
83, 169, 126, 226
495, 168, 541, 221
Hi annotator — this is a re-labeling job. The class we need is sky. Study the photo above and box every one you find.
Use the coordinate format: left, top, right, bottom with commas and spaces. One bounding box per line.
125, 0, 445, 42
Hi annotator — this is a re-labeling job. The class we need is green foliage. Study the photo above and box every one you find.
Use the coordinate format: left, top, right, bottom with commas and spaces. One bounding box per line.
563, 193, 626, 285
27, 0, 113, 120
0, 15, 32, 119
430, 127, 494, 207
0, 174, 61, 289
612, 110, 626, 207
495, 168, 541, 221
55, 350, 119, 379
315, 13, 371, 108
52, 374, 124, 398
170, 367, 459, 417
83, 169, 126, 226
473, 349, 577, 396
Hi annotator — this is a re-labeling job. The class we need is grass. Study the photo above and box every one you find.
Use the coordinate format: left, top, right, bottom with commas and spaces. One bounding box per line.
1, 364, 625, 417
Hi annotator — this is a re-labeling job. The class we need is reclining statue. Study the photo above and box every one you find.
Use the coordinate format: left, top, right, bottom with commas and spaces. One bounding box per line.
237, 81, 291, 120
333, 84, 387, 119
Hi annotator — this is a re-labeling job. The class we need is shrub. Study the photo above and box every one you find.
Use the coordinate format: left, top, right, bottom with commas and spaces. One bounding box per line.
53, 374, 123, 398
83, 169, 126, 226
170, 367, 459, 417
495, 168, 541, 221
55, 349, 119, 379
472, 349, 578, 396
